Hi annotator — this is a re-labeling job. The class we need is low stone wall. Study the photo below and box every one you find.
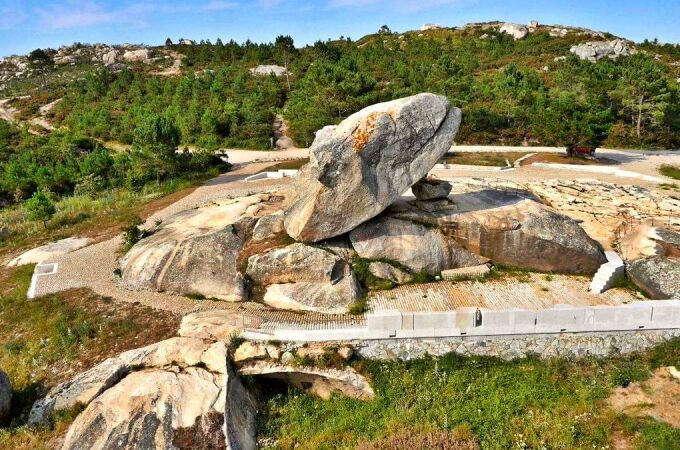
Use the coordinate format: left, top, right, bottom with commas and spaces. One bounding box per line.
348, 329, 680, 360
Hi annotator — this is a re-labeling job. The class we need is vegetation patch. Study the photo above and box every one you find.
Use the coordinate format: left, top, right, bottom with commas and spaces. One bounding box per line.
440, 151, 530, 167
659, 164, 680, 181
0, 265, 179, 447
520, 152, 619, 166
257, 339, 680, 450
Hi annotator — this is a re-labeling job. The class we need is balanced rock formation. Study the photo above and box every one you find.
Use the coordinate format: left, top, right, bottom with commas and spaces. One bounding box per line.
284, 93, 461, 242
247, 243, 362, 313
621, 224, 680, 299
0, 370, 11, 422
120, 194, 273, 301
350, 216, 486, 274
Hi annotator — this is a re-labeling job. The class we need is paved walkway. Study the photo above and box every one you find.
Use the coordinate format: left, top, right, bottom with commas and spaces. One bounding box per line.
369, 274, 636, 313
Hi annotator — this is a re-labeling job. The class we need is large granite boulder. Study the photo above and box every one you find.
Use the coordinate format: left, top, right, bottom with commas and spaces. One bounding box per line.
387, 192, 606, 274
35, 335, 257, 450
499, 23, 528, 40
248, 243, 363, 313
62, 363, 257, 450
284, 93, 461, 242
445, 199, 606, 274
0, 370, 11, 422
29, 337, 228, 425
350, 216, 485, 274
120, 194, 270, 301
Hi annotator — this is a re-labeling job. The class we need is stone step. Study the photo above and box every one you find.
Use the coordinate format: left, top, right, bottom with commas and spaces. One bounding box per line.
589, 251, 625, 294
441, 264, 491, 281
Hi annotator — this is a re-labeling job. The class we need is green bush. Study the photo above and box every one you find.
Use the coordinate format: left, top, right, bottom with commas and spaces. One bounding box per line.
24, 190, 55, 227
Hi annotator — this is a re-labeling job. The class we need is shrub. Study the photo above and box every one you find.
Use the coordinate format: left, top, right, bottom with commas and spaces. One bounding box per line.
659, 164, 680, 180
24, 190, 56, 227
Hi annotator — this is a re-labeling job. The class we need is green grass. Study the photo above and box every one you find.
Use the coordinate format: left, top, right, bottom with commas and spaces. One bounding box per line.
263, 159, 310, 172
0, 173, 213, 257
440, 152, 528, 167
257, 340, 680, 450
659, 164, 680, 181
0, 264, 179, 447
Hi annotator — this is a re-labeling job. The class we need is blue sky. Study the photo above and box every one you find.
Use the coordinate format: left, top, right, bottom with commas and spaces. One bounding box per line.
1, 0, 678, 57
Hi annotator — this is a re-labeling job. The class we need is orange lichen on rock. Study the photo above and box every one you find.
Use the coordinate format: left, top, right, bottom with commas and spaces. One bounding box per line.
352, 112, 380, 152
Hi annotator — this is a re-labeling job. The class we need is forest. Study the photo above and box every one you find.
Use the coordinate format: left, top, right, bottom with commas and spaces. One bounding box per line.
1, 26, 679, 210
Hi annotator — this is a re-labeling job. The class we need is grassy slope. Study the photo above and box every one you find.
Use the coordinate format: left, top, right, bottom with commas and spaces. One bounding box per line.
0, 264, 180, 449
259, 342, 680, 450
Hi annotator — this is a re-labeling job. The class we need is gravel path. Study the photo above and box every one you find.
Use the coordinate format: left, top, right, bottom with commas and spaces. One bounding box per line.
34, 163, 290, 314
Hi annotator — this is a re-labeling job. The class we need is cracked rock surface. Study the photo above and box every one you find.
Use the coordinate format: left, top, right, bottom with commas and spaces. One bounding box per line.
284, 93, 462, 242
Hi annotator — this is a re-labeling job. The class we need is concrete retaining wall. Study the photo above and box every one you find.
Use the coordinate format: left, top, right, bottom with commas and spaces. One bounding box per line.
243, 300, 680, 343
351, 329, 680, 360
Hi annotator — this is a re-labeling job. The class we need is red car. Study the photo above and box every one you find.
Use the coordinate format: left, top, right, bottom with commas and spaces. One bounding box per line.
566, 143, 596, 157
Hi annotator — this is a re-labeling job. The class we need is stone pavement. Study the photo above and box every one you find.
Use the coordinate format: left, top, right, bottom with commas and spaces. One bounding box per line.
368, 273, 636, 313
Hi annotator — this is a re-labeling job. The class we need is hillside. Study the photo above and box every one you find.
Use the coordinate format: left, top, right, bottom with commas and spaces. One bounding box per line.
0, 20, 679, 211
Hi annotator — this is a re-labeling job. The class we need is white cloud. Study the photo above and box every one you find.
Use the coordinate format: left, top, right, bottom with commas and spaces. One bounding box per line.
36, 1, 155, 30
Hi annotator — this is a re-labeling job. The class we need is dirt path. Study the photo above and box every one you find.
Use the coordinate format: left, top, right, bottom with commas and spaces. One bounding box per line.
152, 50, 184, 77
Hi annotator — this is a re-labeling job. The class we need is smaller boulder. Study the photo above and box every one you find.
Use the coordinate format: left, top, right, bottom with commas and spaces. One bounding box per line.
252, 212, 285, 241
233, 342, 269, 363
102, 49, 119, 65
263, 276, 362, 314
122, 49, 152, 63
350, 216, 485, 274
0, 370, 11, 422
412, 177, 452, 201
179, 310, 257, 341
247, 243, 346, 285
627, 257, 680, 300
368, 261, 413, 284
